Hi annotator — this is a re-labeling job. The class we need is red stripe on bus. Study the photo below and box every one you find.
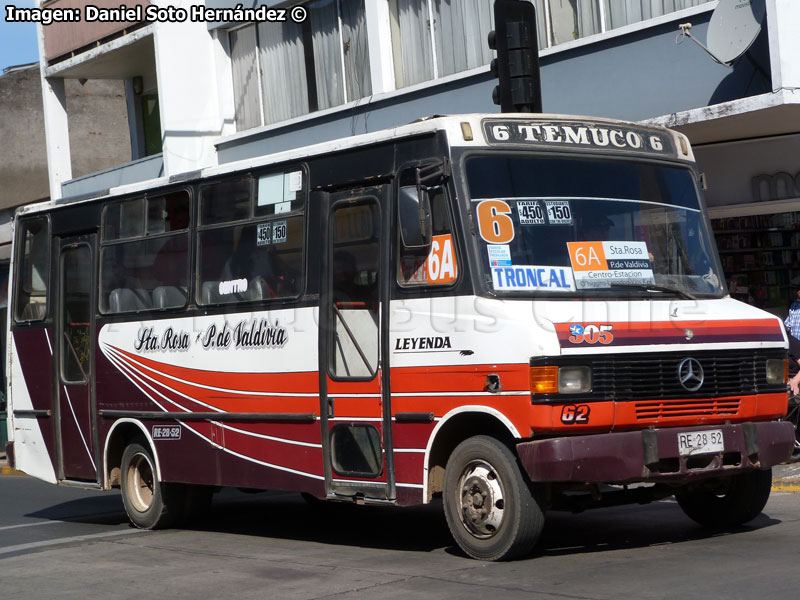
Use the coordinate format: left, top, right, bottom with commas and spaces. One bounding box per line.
111, 346, 320, 393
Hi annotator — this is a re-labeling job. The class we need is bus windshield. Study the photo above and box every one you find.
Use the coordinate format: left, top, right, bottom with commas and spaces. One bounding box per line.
466, 154, 725, 298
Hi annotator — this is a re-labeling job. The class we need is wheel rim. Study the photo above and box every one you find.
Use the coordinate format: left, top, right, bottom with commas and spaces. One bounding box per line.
126, 453, 155, 513
457, 460, 505, 539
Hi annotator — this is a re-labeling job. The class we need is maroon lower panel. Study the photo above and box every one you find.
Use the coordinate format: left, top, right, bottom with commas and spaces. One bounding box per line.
12, 328, 57, 474
59, 383, 97, 481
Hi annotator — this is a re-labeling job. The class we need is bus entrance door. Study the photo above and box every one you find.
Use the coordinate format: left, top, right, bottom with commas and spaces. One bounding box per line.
55, 236, 98, 482
320, 191, 394, 501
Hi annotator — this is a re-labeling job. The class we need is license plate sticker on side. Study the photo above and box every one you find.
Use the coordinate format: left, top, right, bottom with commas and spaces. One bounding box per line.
677, 429, 724, 456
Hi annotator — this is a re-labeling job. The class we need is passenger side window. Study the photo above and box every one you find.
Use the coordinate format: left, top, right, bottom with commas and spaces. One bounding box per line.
397, 168, 458, 286
61, 245, 92, 383
197, 171, 305, 305
100, 191, 191, 314
329, 201, 380, 379
330, 423, 382, 477
14, 217, 50, 323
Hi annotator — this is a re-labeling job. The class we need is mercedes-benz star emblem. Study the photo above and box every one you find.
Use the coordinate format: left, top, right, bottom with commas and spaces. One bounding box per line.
677, 357, 704, 392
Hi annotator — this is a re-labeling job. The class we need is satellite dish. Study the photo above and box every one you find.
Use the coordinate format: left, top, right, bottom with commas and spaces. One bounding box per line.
706, 0, 766, 65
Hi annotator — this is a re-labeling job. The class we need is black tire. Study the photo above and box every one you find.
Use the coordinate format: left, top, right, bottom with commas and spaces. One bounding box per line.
442, 435, 544, 561
674, 468, 773, 528
120, 441, 184, 529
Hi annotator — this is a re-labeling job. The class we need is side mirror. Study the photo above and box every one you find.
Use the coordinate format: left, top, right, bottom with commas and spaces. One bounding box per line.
398, 185, 432, 249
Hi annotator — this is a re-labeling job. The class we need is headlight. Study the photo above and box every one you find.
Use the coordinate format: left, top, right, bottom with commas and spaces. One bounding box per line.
558, 366, 592, 394
766, 358, 787, 385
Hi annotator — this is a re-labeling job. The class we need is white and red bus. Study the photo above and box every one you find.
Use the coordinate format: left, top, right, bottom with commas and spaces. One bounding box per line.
5, 114, 795, 560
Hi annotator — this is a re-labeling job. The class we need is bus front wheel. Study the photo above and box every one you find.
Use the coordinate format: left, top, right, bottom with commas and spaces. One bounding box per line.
674, 468, 772, 528
442, 435, 544, 561
120, 441, 182, 529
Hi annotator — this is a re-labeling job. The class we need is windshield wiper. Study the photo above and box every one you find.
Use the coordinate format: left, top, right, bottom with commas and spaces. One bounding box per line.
609, 283, 697, 300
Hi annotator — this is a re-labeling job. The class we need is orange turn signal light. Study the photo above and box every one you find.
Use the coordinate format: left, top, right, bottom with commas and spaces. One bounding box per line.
530, 366, 558, 394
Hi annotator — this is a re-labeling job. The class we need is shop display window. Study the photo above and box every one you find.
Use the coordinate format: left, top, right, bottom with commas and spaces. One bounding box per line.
712, 211, 800, 316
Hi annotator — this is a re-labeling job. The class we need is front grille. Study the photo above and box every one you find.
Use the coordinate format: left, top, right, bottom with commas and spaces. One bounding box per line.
531, 349, 786, 403
634, 397, 740, 420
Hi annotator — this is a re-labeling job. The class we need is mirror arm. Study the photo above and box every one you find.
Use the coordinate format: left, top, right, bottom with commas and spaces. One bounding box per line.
414, 168, 428, 242
416, 158, 450, 187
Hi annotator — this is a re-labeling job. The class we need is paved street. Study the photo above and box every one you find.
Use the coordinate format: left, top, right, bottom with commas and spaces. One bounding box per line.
1, 468, 799, 600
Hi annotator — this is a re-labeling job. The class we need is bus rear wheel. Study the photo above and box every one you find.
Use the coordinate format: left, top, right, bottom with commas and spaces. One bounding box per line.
443, 435, 544, 561
674, 468, 772, 528
120, 441, 182, 529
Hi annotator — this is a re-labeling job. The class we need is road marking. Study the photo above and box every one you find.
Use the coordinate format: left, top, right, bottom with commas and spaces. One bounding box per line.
0, 510, 126, 531
0, 520, 63, 532
0, 528, 148, 556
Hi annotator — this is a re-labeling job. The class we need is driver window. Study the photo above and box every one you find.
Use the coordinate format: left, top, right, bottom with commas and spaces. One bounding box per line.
396, 167, 458, 286
14, 217, 50, 323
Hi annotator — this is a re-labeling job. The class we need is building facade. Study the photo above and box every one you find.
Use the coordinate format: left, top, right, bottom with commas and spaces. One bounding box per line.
0, 61, 130, 444
35, 0, 800, 316
0, 63, 130, 260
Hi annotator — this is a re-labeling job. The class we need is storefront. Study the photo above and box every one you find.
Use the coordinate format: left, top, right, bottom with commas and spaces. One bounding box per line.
695, 133, 800, 318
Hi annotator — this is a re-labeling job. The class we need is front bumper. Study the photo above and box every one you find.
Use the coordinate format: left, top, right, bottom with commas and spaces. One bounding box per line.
516, 421, 795, 484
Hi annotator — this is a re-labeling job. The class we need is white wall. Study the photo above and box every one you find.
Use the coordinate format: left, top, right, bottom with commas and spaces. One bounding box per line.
151, 0, 235, 176
767, 0, 800, 91
695, 134, 800, 208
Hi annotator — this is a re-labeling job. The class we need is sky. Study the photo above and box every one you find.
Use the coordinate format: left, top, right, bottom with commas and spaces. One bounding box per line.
1, 2, 40, 73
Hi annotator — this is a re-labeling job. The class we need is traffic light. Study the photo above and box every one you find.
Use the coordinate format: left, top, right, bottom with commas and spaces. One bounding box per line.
488, 0, 542, 113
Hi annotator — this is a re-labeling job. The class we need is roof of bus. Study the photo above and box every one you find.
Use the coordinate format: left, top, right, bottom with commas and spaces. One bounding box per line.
18, 113, 691, 216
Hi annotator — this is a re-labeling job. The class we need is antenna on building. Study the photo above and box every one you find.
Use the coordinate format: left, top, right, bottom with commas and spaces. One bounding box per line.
677, 0, 766, 69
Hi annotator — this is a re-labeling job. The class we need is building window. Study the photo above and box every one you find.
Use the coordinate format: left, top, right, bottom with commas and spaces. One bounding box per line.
230, 0, 371, 130
129, 75, 163, 159
390, 0, 500, 88
141, 93, 162, 156
548, 0, 601, 45
604, 0, 712, 31
229, 25, 262, 131
229, 0, 713, 128
544, 0, 713, 46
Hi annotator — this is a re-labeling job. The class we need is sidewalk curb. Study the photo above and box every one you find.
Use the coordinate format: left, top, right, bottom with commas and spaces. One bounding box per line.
772, 479, 800, 492
1, 465, 24, 476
